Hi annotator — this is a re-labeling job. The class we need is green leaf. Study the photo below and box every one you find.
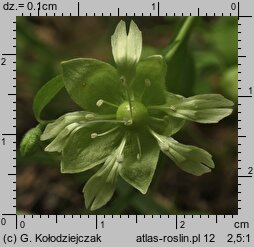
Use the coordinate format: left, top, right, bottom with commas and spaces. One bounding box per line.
151, 132, 214, 176
111, 20, 142, 77
83, 158, 118, 211
61, 58, 124, 114
61, 123, 122, 173
119, 131, 160, 194
20, 124, 44, 156
162, 94, 234, 123
131, 55, 167, 106
33, 75, 64, 123
40, 111, 88, 141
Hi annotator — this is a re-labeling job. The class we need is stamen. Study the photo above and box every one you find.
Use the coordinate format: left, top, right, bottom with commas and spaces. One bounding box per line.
136, 135, 142, 161
85, 113, 116, 121
91, 133, 98, 139
96, 99, 118, 108
149, 116, 166, 123
140, 78, 151, 99
148, 105, 176, 113
148, 128, 169, 151
90, 126, 119, 139
123, 118, 133, 126
118, 135, 127, 155
120, 76, 126, 84
148, 128, 163, 142
96, 99, 104, 107
116, 154, 124, 163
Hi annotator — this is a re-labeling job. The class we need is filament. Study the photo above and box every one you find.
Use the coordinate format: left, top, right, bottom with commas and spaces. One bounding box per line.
96, 99, 119, 108
139, 78, 151, 99
91, 126, 119, 139
136, 135, 142, 160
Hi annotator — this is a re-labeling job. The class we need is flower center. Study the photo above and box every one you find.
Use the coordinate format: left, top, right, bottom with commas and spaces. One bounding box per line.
116, 101, 149, 129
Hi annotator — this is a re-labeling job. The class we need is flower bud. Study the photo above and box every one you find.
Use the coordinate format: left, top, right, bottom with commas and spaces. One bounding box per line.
20, 124, 44, 156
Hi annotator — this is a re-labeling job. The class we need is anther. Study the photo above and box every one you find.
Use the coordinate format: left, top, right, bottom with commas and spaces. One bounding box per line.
96, 99, 118, 108
96, 99, 104, 107
123, 118, 132, 126
140, 78, 151, 99
120, 76, 126, 85
91, 133, 98, 139
90, 126, 119, 139
116, 154, 124, 163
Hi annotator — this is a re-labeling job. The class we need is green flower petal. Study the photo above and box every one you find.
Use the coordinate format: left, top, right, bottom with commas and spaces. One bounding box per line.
83, 157, 118, 211
157, 94, 234, 123
151, 131, 214, 176
44, 122, 80, 153
61, 58, 124, 113
111, 20, 142, 76
119, 131, 160, 194
40, 111, 88, 141
131, 55, 167, 106
61, 123, 122, 173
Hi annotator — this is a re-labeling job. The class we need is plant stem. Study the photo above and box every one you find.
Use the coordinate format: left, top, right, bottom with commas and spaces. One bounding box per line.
165, 16, 196, 62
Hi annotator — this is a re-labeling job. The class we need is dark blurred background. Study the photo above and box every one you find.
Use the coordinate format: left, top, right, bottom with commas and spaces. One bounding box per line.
17, 17, 238, 215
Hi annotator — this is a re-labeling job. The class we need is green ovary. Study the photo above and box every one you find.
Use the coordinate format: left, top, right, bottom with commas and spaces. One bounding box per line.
116, 101, 149, 129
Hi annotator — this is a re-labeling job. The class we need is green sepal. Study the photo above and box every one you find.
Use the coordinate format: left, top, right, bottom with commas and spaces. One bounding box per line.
20, 124, 44, 156
61, 123, 122, 173
61, 58, 124, 114
131, 55, 167, 106
119, 131, 160, 194
33, 75, 64, 123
